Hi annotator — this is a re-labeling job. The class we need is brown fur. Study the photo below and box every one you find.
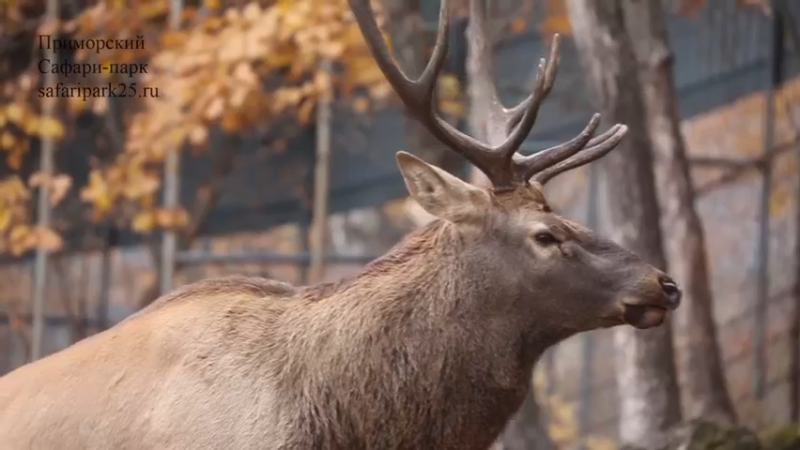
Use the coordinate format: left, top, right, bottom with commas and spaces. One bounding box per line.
0, 159, 679, 450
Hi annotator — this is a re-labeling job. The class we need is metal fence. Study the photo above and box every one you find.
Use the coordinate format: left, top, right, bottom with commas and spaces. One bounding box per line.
1, 0, 800, 447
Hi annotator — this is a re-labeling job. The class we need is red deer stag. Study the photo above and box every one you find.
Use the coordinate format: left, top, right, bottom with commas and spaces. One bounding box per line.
0, 0, 682, 449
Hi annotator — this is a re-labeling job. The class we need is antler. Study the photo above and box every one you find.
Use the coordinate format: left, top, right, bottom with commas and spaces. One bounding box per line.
348, 0, 628, 191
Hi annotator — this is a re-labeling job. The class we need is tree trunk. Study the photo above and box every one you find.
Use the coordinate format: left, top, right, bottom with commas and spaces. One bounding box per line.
566, 1, 682, 446
464, 8, 554, 450
620, 0, 737, 424
779, 0, 800, 423
492, 392, 554, 450
791, 116, 800, 423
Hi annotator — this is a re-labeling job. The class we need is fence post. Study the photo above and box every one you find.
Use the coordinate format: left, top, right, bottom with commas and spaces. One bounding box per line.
578, 163, 600, 449
753, 2, 784, 399
159, 0, 185, 296
309, 59, 333, 284
30, 0, 59, 363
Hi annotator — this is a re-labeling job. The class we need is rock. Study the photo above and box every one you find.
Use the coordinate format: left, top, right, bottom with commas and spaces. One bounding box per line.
620, 419, 762, 450
761, 422, 800, 450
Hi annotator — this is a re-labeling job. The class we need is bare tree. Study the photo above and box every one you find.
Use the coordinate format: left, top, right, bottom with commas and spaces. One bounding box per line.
464, 2, 553, 449
566, 1, 682, 446
778, 0, 800, 422
620, 0, 736, 424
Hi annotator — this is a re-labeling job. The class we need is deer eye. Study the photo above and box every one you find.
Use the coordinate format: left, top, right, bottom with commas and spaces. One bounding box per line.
533, 231, 559, 245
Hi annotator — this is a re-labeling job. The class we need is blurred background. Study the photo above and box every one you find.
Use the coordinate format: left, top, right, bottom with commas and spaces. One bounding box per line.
1, 0, 799, 449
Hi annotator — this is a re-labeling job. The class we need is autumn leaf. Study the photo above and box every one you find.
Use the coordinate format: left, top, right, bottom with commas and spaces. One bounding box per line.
31, 226, 63, 252
155, 207, 189, 231
768, 152, 798, 217
352, 96, 370, 114
0, 209, 12, 232
540, 0, 571, 36
28, 172, 73, 206
0, 176, 30, 203
0, 132, 15, 149
437, 74, 465, 119
188, 125, 209, 146
5, 104, 23, 124
510, 17, 527, 34
8, 224, 33, 256
49, 176, 72, 206
80, 172, 114, 214
132, 210, 156, 233
297, 99, 316, 124
1, 0, 395, 249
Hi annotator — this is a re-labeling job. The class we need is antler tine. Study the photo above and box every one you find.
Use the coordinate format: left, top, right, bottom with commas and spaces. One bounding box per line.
531, 125, 629, 185
350, 0, 616, 192
497, 34, 561, 158
466, 0, 563, 190
348, 0, 448, 108
349, 0, 511, 186
514, 114, 603, 180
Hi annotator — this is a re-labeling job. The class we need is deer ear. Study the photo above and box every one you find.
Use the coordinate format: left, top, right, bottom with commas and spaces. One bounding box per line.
396, 151, 489, 224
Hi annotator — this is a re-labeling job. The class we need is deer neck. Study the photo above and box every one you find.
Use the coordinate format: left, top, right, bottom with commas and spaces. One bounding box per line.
294, 219, 573, 395
267, 221, 579, 448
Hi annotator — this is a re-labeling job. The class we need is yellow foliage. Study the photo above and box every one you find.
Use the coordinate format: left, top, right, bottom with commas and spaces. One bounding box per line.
0, 174, 65, 255
28, 226, 64, 253
1, 97, 67, 172
532, 369, 616, 450
437, 74, 466, 119
42, 0, 394, 229
768, 147, 798, 218
132, 210, 156, 233
36, 117, 65, 140
540, 0, 571, 36
685, 75, 800, 217
0, 50, 71, 253
132, 207, 189, 233
510, 17, 527, 34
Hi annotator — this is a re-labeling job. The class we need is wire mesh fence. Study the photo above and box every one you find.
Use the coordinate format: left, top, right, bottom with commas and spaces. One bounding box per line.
1, 1, 799, 448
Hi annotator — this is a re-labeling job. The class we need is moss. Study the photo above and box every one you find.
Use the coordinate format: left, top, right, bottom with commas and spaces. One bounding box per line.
620, 419, 762, 450
761, 423, 800, 450
678, 419, 762, 450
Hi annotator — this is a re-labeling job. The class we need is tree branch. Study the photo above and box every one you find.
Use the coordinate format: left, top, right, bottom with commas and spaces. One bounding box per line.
694, 138, 797, 196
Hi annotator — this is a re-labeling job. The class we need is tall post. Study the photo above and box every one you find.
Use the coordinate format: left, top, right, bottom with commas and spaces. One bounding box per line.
753, 1, 784, 399
96, 226, 116, 332
309, 59, 333, 284
776, 0, 800, 421
577, 163, 599, 449
159, 0, 185, 296
30, 0, 59, 362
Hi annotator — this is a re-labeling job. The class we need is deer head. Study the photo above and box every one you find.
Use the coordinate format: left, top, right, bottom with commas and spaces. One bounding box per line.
349, 0, 682, 334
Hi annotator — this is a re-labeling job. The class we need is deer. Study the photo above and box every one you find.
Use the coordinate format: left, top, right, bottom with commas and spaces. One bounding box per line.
0, 1, 682, 449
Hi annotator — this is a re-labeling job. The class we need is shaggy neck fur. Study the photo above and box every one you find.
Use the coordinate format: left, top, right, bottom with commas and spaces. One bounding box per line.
262, 220, 578, 450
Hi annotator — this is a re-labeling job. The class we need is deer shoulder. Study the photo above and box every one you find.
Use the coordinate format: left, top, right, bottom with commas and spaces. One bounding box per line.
130, 275, 297, 317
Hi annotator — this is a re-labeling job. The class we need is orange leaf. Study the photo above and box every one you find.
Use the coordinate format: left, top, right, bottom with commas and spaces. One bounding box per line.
510, 17, 527, 34
31, 226, 63, 252
132, 210, 156, 233
540, 14, 571, 36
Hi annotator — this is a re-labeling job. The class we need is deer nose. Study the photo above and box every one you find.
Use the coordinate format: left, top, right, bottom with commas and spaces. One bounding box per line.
659, 275, 682, 310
